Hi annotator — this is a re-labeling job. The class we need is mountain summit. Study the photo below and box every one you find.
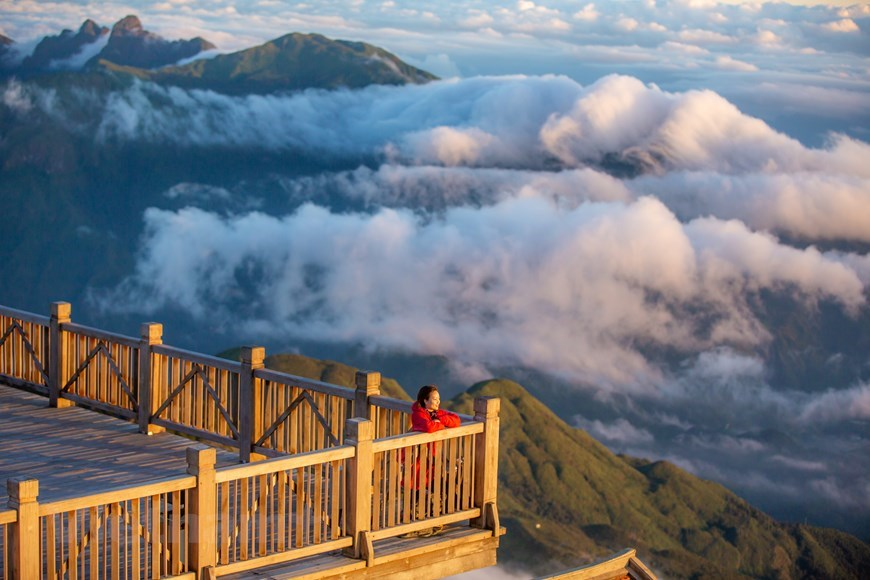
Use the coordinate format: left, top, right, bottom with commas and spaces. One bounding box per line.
89, 15, 215, 69
22, 19, 109, 71
146, 32, 437, 94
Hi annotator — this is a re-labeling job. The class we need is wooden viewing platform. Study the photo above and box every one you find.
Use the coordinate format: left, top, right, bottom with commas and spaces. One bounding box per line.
0, 303, 504, 579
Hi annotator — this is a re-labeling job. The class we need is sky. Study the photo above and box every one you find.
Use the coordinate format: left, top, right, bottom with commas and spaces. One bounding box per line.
2, 0, 870, 561
1, 1, 868, 144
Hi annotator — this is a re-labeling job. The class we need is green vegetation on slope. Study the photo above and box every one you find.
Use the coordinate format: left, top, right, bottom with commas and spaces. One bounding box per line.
451, 379, 870, 579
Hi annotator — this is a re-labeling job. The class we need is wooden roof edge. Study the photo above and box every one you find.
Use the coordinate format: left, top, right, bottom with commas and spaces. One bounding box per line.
534, 547, 658, 580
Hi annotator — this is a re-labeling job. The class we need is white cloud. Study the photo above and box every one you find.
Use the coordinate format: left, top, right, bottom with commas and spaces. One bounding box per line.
821, 19, 859, 33
573, 4, 599, 22
799, 383, 870, 423
715, 55, 759, 72
2, 79, 33, 114
755, 29, 781, 45
616, 17, 639, 32
575, 417, 655, 445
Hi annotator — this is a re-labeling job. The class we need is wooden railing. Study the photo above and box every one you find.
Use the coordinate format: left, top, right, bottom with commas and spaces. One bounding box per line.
212, 446, 354, 574
0, 301, 502, 579
370, 423, 481, 538
0, 307, 50, 394
60, 322, 141, 419
37, 477, 195, 579
149, 343, 243, 451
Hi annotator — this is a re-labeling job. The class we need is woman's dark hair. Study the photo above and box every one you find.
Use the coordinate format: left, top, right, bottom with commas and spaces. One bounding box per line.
416, 385, 439, 407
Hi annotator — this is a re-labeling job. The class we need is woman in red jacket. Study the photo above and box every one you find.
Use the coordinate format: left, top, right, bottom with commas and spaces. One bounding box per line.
411, 385, 460, 432
401, 385, 460, 538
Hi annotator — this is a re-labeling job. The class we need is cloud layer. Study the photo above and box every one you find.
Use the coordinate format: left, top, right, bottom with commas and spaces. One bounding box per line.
99, 196, 865, 390
20, 73, 868, 244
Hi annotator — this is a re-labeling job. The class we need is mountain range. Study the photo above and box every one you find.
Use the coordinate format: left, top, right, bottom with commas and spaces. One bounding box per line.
0, 15, 434, 91
237, 350, 870, 579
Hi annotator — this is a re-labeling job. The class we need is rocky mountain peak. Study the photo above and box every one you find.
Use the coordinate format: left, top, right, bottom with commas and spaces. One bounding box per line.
79, 19, 106, 38
112, 15, 145, 37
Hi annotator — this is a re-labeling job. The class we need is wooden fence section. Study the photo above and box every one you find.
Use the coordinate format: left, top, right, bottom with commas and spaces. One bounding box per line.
149, 343, 243, 451
253, 368, 354, 457
38, 477, 195, 580
59, 323, 140, 420
212, 446, 354, 574
0, 306, 50, 394
369, 423, 481, 539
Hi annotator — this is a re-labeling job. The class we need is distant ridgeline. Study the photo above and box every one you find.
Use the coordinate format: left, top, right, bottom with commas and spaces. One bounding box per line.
224, 350, 869, 579
0, 14, 436, 91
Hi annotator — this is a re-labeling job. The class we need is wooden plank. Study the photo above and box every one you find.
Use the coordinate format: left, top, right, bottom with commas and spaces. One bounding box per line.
60, 392, 137, 419
39, 477, 195, 517
258, 475, 268, 557
89, 506, 99, 580
63, 323, 139, 348
0, 305, 50, 325
0, 510, 15, 525
219, 482, 230, 566
216, 446, 353, 483
213, 537, 353, 576
240, 477, 249, 562
368, 508, 481, 541
69, 510, 79, 580
151, 345, 242, 373
46, 513, 57, 579
172, 490, 181, 574
255, 369, 355, 400
295, 468, 304, 548
314, 463, 323, 543
132, 498, 141, 580
149, 419, 238, 449
150, 495, 159, 580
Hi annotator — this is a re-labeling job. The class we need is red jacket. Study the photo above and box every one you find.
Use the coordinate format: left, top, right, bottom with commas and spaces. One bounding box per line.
410, 402, 460, 433
404, 403, 461, 491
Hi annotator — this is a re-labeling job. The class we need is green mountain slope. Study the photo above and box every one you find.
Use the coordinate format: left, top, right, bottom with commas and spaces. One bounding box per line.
451, 379, 870, 579
140, 32, 436, 94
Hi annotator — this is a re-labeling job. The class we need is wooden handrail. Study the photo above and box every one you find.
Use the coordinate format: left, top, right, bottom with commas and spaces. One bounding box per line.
216, 445, 354, 483
38, 475, 196, 516
371, 422, 484, 453
0, 305, 49, 325
0, 509, 17, 525
62, 321, 140, 348
256, 367, 356, 400
152, 343, 243, 373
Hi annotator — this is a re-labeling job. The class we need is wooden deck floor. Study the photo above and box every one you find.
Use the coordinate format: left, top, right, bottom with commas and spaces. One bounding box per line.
0, 382, 237, 509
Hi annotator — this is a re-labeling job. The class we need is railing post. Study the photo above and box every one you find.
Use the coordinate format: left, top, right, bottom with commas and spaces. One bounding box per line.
472, 396, 500, 530
343, 417, 373, 559
138, 322, 163, 435
187, 445, 217, 577
239, 346, 265, 463
48, 301, 72, 408
7, 478, 40, 579
353, 370, 381, 419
